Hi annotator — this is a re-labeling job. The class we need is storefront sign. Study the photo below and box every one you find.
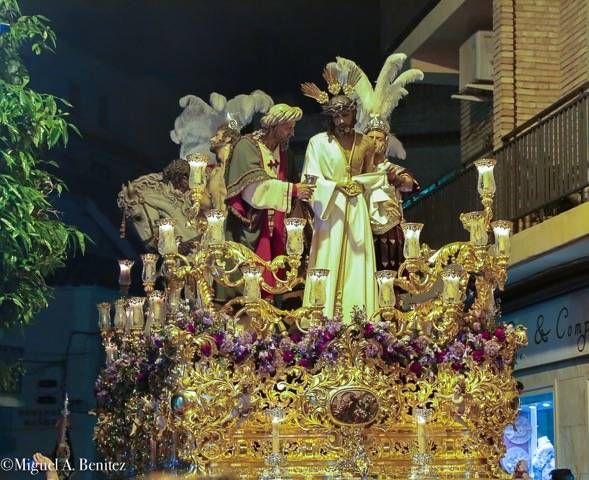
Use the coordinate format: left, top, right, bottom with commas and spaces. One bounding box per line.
503, 287, 589, 370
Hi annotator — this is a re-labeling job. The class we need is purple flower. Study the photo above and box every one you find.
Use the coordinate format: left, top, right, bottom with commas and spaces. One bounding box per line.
185, 323, 196, 334
365, 342, 380, 358
484, 340, 501, 358
447, 342, 465, 361
481, 331, 491, 341
201, 343, 212, 357
220, 337, 235, 354
213, 332, 225, 347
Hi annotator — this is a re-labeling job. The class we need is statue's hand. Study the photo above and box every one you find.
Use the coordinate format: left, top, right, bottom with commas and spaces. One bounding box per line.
336, 181, 363, 197
294, 183, 315, 201
376, 161, 393, 173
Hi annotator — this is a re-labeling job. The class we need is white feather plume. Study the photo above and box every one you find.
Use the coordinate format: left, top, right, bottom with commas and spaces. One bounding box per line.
250, 90, 274, 114
379, 69, 424, 119
373, 53, 407, 106
170, 90, 275, 160
387, 134, 407, 160
209, 92, 227, 112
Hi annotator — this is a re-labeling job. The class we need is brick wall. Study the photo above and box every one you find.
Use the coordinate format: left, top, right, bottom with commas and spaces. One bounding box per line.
493, 0, 589, 148
560, 0, 589, 96
460, 100, 493, 162
493, 0, 516, 147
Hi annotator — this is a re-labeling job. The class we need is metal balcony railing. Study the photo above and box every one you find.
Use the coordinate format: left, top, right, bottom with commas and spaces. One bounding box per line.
405, 83, 589, 248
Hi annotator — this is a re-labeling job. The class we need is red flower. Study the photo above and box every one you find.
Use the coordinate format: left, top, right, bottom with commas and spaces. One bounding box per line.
185, 323, 195, 334
494, 327, 506, 342
363, 323, 375, 337
289, 331, 303, 343
472, 349, 484, 363
201, 343, 212, 357
409, 362, 423, 376
481, 331, 491, 340
282, 350, 295, 364
299, 358, 313, 368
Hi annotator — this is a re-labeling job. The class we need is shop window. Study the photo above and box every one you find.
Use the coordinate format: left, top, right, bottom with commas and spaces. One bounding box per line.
501, 391, 555, 480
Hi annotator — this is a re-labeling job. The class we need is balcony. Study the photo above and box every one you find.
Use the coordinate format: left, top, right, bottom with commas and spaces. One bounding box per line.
405, 83, 589, 249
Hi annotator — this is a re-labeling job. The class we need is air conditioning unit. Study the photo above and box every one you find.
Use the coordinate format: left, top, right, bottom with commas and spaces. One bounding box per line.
459, 31, 493, 93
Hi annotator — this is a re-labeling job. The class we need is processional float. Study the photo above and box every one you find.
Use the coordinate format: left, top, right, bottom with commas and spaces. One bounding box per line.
95, 150, 527, 479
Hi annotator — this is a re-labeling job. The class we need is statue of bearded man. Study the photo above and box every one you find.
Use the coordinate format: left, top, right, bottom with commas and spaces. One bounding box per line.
224, 103, 314, 291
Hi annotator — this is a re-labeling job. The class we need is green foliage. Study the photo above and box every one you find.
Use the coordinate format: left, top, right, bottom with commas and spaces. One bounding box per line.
0, 0, 86, 343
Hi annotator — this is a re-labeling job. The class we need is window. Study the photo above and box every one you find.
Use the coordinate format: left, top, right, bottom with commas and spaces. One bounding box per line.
502, 391, 555, 480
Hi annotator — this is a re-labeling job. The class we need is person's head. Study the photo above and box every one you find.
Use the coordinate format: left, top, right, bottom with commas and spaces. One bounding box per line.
210, 123, 240, 156
551, 469, 574, 480
323, 95, 357, 137
260, 103, 303, 148
162, 159, 190, 193
364, 115, 391, 154
366, 129, 388, 154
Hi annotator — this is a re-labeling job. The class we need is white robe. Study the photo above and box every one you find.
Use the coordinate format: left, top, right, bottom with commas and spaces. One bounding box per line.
302, 133, 392, 321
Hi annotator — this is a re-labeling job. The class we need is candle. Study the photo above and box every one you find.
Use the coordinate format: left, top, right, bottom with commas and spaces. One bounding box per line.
266, 407, 284, 455
144, 310, 154, 337
97, 302, 111, 331
149, 436, 157, 469
141, 253, 159, 286
376, 270, 396, 307
401, 223, 424, 259
417, 417, 426, 453
104, 342, 117, 365
241, 263, 263, 302
284, 217, 306, 256
118, 259, 134, 291
460, 212, 488, 246
157, 219, 177, 255
148, 291, 166, 325
186, 153, 208, 189
474, 158, 496, 195
167, 284, 182, 317
272, 417, 280, 454
491, 220, 513, 257
114, 298, 127, 329
205, 209, 226, 246
308, 268, 329, 307
128, 297, 145, 329
124, 303, 133, 333
414, 408, 431, 454
441, 264, 463, 303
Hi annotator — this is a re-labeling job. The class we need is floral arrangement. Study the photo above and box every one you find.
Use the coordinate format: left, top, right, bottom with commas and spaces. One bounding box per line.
95, 303, 520, 414
94, 334, 173, 411
362, 319, 516, 378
